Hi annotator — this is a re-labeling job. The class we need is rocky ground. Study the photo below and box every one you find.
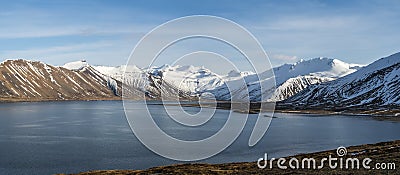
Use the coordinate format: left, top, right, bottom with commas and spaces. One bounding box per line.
65, 140, 400, 175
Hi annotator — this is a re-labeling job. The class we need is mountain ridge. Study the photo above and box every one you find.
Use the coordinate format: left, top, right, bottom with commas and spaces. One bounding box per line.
92, 57, 361, 102
285, 52, 400, 109
0, 59, 121, 102
2, 53, 398, 112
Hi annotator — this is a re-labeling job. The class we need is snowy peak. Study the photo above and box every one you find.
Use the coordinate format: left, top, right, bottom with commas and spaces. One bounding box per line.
94, 65, 141, 76
146, 64, 212, 75
62, 60, 89, 71
286, 52, 400, 107
273, 57, 361, 84
214, 57, 363, 102
227, 70, 255, 78
148, 64, 223, 93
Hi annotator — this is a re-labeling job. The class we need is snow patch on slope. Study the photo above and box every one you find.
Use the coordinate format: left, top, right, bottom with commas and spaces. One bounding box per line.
62, 60, 89, 71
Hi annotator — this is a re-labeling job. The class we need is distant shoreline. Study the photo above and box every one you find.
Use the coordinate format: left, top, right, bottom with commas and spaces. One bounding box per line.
1, 98, 399, 117
65, 139, 400, 175
174, 101, 400, 117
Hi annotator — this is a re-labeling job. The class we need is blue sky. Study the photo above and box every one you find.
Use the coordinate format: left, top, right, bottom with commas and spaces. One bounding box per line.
0, 0, 399, 70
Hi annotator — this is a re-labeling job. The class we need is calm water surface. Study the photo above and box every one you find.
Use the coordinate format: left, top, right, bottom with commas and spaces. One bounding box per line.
0, 101, 399, 174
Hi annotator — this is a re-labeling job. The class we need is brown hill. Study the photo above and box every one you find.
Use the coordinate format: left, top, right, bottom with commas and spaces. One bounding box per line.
0, 59, 121, 102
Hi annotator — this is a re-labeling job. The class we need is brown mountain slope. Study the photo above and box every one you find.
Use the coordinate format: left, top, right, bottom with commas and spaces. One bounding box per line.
0, 59, 120, 102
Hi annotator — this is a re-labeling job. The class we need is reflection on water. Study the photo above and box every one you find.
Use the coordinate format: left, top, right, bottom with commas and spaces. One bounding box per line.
0, 101, 399, 174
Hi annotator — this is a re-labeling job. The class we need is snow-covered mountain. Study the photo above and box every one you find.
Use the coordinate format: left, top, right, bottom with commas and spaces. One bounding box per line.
271, 57, 362, 101
93, 57, 361, 101
62, 60, 120, 96
286, 52, 400, 107
205, 57, 362, 101
3, 51, 399, 108
0, 59, 120, 101
94, 64, 233, 100
6, 53, 399, 107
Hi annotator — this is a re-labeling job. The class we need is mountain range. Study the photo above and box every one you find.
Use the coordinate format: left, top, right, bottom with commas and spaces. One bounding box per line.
285, 52, 400, 111
92, 57, 361, 102
0, 52, 399, 113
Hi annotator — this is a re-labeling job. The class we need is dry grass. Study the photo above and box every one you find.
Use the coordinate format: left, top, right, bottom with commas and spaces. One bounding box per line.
66, 140, 400, 175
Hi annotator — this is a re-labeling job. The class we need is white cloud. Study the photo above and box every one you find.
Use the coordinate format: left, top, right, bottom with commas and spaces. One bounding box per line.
271, 54, 298, 62
1, 41, 111, 57
0, 6, 156, 39
0, 25, 149, 39
265, 16, 358, 31
0, 39, 135, 66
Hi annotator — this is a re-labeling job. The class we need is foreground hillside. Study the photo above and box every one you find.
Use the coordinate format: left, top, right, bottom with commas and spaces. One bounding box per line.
67, 140, 400, 175
0, 59, 120, 102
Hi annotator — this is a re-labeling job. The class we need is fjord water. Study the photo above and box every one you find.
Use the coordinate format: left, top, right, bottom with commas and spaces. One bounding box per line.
1, 101, 400, 174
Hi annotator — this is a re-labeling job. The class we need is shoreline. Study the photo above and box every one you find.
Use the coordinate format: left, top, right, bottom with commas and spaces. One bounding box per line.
65, 139, 400, 175
1, 99, 399, 117
0, 97, 122, 103
175, 101, 400, 117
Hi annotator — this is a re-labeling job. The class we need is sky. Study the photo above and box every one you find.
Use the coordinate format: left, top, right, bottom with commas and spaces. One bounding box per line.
0, 0, 399, 73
